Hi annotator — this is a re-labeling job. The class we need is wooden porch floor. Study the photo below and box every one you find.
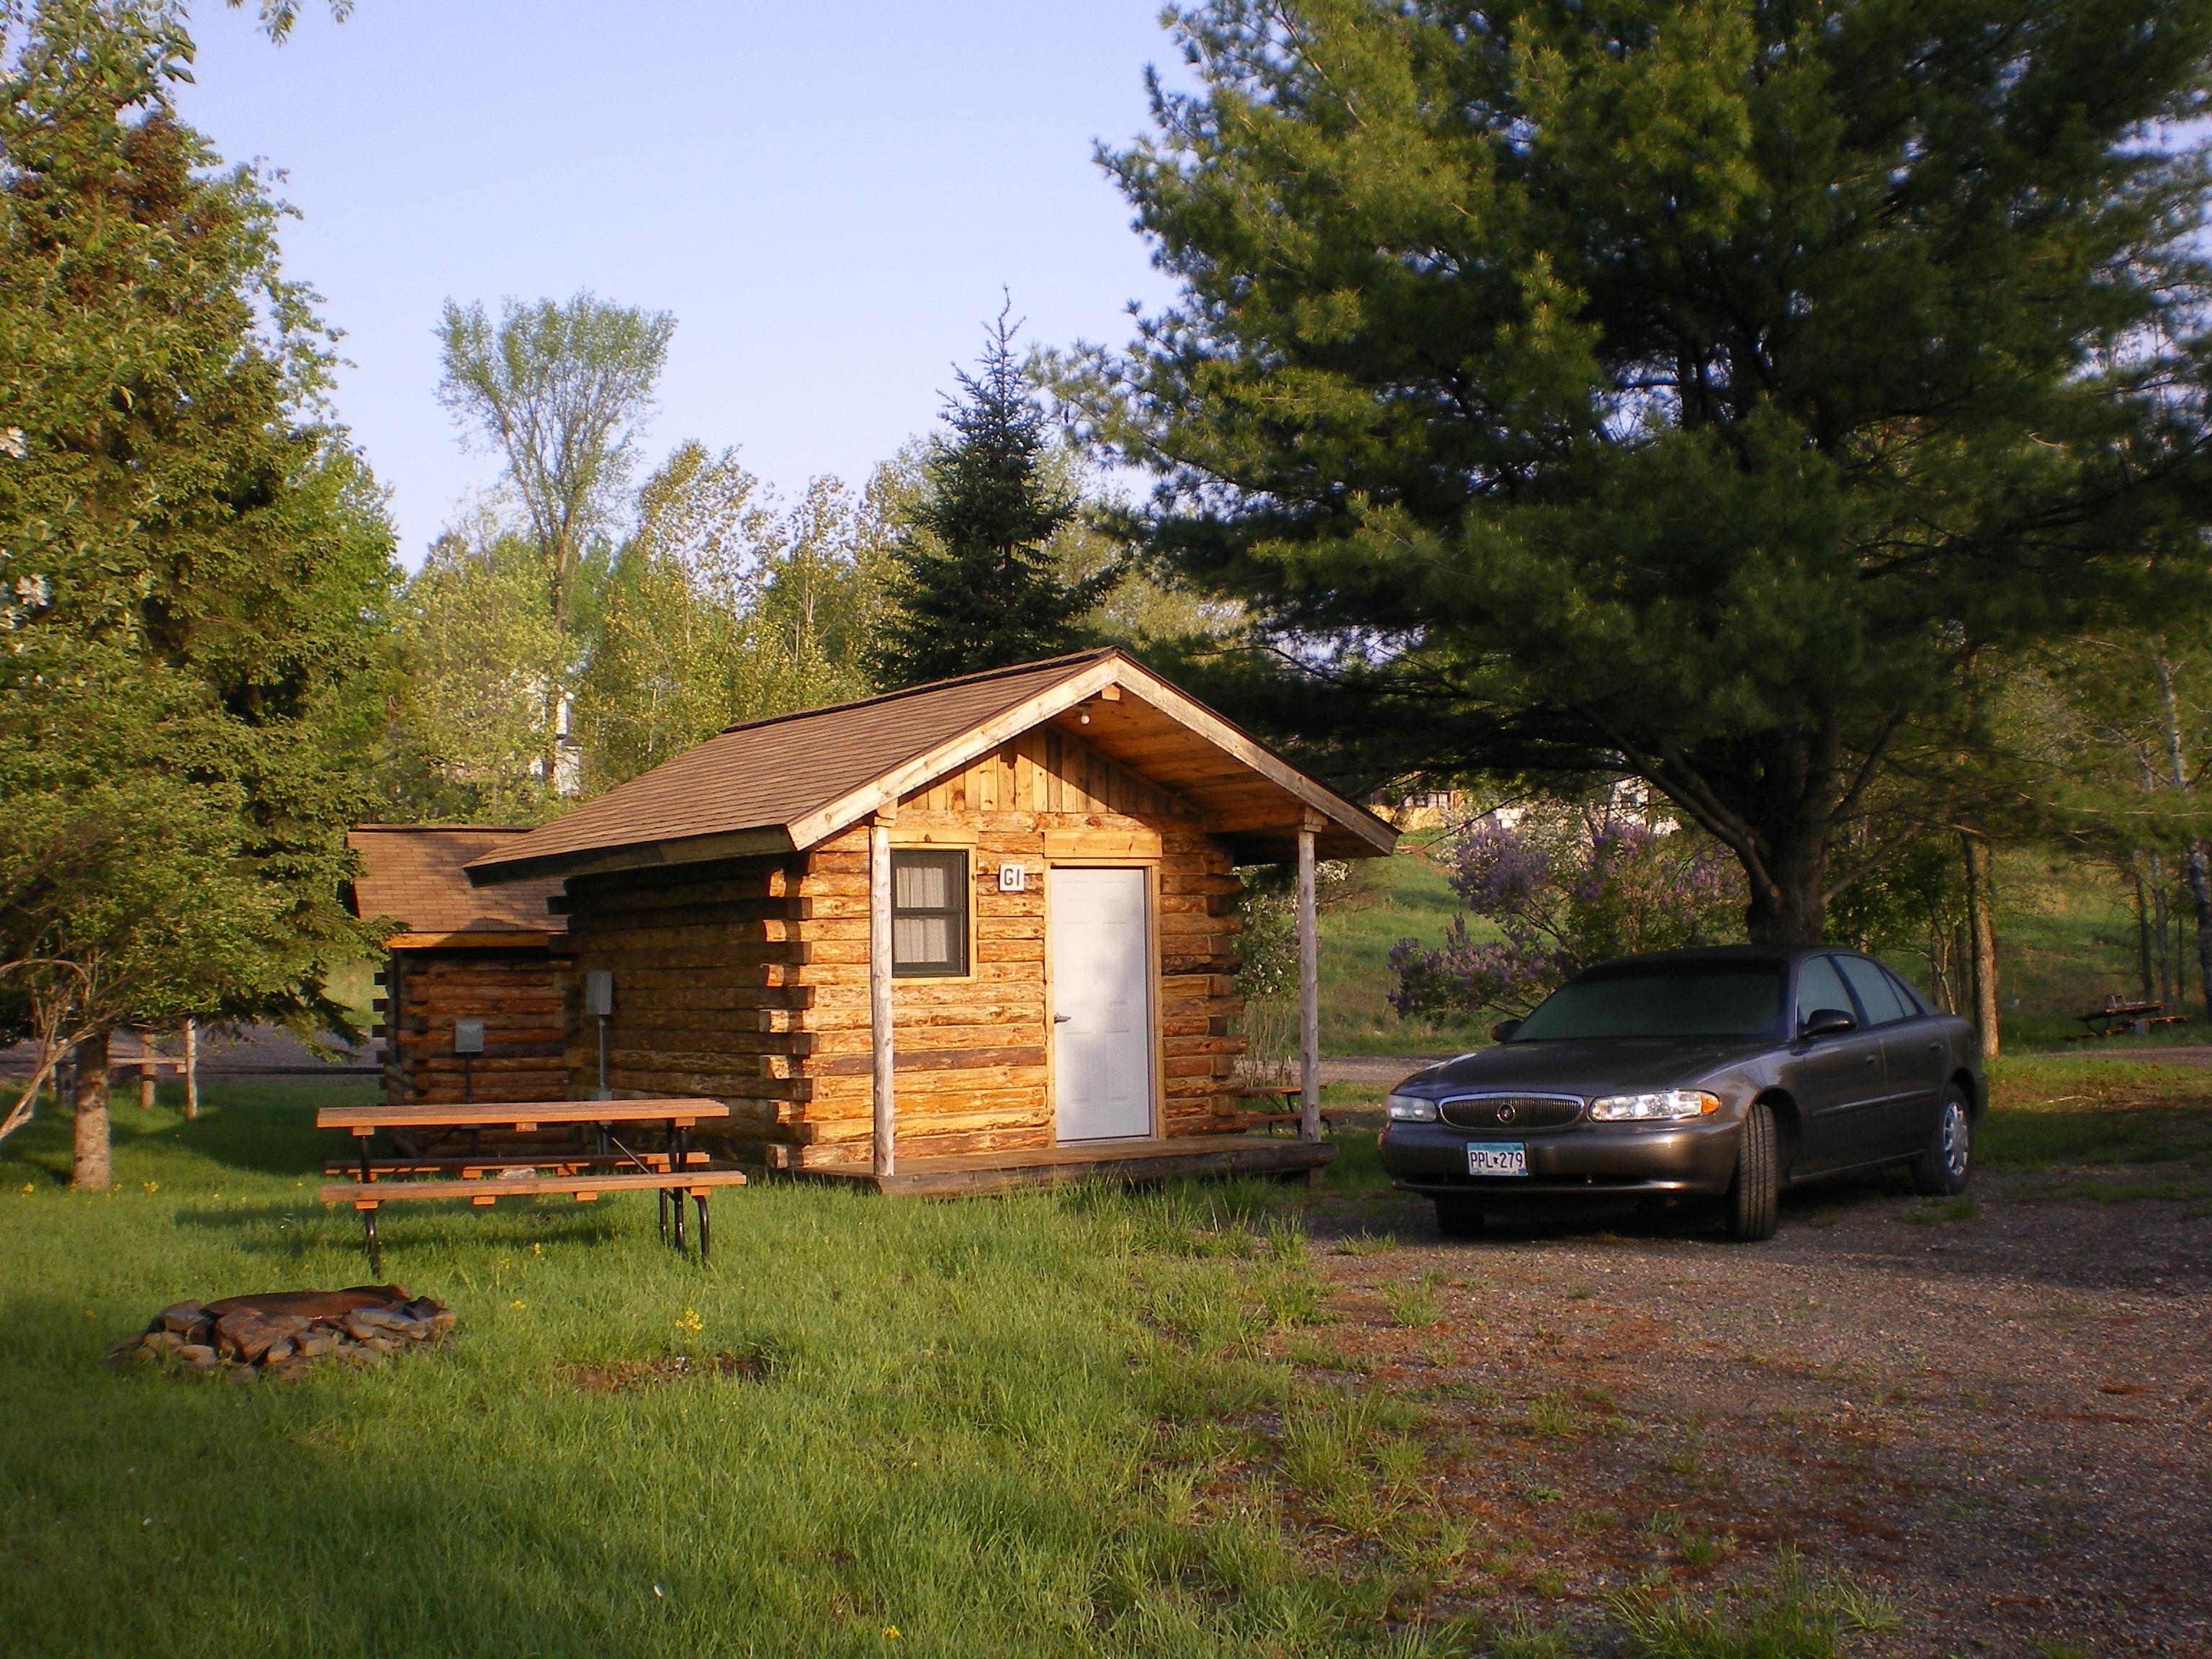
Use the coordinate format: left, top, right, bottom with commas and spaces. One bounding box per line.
797, 1133, 1337, 1198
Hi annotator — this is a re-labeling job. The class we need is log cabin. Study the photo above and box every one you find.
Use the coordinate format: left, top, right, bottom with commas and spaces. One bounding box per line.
343, 826, 571, 1107
464, 650, 1396, 1195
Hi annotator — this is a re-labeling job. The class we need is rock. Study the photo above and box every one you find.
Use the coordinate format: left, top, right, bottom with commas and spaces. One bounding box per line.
426, 1310, 458, 1337
178, 1344, 219, 1371
156, 1300, 206, 1334
213, 1310, 308, 1365
226, 1363, 257, 1385
292, 1328, 337, 1359
260, 1357, 309, 1382
264, 1338, 297, 1364
349, 1307, 412, 1334
361, 1335, 398, 1355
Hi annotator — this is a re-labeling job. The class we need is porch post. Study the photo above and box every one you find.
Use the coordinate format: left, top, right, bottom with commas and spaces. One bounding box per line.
870, 805, 897, 1179
1298, 814, 1321, 1143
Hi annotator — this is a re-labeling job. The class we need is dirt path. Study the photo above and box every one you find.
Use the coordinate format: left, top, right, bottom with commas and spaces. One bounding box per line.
1303, 1175, 2211, 1655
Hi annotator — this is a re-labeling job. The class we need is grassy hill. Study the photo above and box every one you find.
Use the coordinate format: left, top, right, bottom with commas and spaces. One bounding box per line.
1310, 839, 2209, 1060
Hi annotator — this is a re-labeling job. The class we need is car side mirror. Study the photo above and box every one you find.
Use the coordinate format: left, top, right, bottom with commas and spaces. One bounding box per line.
1491, 1019, 1521, 1043
1802, 1007, 1857, 1040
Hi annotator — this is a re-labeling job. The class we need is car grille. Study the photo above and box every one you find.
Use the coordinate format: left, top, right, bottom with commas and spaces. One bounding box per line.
1438, 1093, 1583, 1130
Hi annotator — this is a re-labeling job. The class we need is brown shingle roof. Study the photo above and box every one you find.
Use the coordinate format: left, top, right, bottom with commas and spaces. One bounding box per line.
469, 653, 1117, 881
346, 826, 566, 938
467, 649, 1397, 883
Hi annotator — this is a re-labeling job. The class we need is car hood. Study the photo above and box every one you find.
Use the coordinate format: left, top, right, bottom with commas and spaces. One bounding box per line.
1395, 1038, 1775, 1097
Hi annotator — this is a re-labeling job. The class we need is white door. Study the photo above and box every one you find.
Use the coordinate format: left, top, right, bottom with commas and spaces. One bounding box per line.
1050, 868, 1155, 1142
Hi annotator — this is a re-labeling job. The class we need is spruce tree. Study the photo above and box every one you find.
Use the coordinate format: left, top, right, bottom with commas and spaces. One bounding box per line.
871, 309, 1110, 688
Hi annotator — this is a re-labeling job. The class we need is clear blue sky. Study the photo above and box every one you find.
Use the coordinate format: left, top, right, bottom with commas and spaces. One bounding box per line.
176, 1, 1185, 562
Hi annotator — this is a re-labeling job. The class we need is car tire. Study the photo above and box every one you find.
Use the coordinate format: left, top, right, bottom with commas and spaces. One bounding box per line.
1724, 1101, 1780, 1242
1910, 1084, 1974, 1196
1434, 1200, 1484, 1238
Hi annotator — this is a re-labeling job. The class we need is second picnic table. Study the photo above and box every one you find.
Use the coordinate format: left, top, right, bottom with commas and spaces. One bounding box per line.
315, 1098, 745, 1272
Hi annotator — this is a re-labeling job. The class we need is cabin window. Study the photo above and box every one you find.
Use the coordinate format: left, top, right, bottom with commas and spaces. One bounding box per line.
891, 850, 968, 977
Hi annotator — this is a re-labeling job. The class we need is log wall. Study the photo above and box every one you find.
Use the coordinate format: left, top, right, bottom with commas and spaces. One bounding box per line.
375, 945, 570, 1106
554, 724, 1248, 1169
557, 858, 811, 1156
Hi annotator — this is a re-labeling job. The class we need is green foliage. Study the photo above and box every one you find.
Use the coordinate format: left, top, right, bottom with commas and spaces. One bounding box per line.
436, 289, 675, 778
580, 453, 890, 790
1087, 0, 2212, 945
0, 0, 395, 1150
872, 307, 1113, 688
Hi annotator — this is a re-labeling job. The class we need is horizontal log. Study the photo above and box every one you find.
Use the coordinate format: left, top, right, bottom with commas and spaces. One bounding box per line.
810, 1043, 1047, 1079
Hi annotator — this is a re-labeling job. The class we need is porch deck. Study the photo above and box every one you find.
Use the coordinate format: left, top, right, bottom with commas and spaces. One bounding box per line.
799, 1133, 1338, 1198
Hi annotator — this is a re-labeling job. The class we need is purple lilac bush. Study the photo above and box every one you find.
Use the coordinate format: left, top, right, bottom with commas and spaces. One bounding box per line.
1390, 814, 1745, 1021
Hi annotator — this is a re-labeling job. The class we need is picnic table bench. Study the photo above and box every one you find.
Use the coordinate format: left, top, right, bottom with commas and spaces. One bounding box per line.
1219, 1083, 1339, 1134
2067, 998, 2192, 1041
315, 1099, 744, 1272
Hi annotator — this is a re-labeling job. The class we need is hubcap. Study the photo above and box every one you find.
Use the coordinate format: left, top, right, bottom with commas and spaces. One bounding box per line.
1940, 1101, 1969, 1177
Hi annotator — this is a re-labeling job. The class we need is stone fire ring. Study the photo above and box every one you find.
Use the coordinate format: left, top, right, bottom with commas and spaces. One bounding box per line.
103, 1286, 457, 1382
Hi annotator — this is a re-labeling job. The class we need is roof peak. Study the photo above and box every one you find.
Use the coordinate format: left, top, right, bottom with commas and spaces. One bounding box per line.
716, 648, 1126, 738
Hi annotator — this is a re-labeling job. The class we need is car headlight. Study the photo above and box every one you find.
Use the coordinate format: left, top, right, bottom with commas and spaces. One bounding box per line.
1385, 1092, 1439, 1123
1588, 1089, 1721, 1122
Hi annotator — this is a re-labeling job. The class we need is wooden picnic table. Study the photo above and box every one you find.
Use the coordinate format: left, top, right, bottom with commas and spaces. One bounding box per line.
314, 1098, 741, 1271
2067, 999, 2191, 1041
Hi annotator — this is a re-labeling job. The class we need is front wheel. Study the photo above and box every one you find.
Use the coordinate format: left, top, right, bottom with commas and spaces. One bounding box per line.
1723, 1101, 1780, 1242
1911, 1085, 1974, 1196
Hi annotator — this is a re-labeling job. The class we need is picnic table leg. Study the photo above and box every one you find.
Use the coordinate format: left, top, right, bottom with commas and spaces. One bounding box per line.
362, 1205, 382, 1276
657, 1186, 670, 1244
672, 1180, 687, 1255
693, 1192, 710, 1266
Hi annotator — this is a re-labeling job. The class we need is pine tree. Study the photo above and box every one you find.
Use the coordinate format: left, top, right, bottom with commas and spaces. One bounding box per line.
1090, 0, 2212, 945
871, 308, 1111, 688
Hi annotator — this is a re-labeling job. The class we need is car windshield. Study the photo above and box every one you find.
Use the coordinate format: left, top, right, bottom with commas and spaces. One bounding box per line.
1511, 963, 1786, 1041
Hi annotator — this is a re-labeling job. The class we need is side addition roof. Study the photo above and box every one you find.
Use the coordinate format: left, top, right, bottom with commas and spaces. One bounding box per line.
346, 826, 567, 946
467, 649, 1397, 886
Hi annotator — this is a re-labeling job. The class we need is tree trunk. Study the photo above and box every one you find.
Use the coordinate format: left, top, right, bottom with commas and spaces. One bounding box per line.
2149, 853, 2173, 1009
2152, 655, 2212, 1020
2134, 858, 2155, 1001
69, 1030, 111, 1191
1741, 830, 1831, 947
1963, 833, 1999, 1064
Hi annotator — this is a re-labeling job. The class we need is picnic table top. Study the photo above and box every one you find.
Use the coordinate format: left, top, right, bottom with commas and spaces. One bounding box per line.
315, 1098, 732, 1132
2079, 999, 2168, 1020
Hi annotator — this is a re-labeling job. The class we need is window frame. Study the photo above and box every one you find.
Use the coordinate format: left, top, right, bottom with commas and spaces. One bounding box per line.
1833, 953, 1909, 1027
889, 848, 971, 980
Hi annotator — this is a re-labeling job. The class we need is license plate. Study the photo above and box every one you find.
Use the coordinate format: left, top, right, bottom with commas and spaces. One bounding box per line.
1466, 1141, 1528, 1177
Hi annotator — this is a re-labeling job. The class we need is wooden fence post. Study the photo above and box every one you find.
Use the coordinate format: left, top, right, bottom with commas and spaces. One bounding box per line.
1298, 815, 1321, 1147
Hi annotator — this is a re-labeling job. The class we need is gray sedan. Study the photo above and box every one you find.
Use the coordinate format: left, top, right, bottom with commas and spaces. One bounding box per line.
1376, 946, 1984, 1241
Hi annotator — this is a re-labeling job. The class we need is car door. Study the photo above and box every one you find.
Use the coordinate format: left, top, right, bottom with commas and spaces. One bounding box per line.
1787, 954, 1892, 1174
1835, 955, 1947, 1156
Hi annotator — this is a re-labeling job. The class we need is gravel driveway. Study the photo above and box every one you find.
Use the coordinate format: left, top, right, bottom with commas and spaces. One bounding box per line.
1300, 1171, 2211, 1655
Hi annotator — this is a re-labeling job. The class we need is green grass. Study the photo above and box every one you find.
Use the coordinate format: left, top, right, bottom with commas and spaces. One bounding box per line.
2, 1082, 1409, 1659
1981, 1056, 2212, 1171
1316, 842, 1491, 1056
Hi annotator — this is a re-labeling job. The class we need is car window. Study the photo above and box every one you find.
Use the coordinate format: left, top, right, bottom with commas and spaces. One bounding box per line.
1511, 963, 1786, 1040
1881, 966, 1929, 1017
1796, 956, 1856, 1028
1835, 955, 1908, 1025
